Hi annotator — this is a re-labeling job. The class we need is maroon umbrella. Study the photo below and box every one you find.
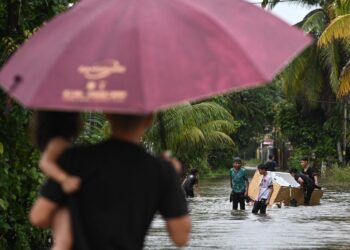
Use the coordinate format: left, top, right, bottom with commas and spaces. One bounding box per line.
0, 0, 312, 113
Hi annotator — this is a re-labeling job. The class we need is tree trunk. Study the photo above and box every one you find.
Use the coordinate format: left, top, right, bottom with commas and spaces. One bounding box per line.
337, 141, 343, 162
344, 100, 348, 164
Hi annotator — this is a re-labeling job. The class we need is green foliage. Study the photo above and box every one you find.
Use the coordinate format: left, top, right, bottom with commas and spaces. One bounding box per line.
327, 165, 350, 182
0, 92, 51, 249
0, 1, 77, 248
275, 102, 341, 165
214, 84, 281, 156
144, 102, 239, 171
78, 113, 109, 144
0, 0, 77, 65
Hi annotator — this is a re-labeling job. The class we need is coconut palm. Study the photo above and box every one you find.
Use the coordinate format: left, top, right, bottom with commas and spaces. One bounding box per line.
143, 101, 239, 168
270, 0, 350, 161
274, 1, 350, 111
317, 3, 350, 97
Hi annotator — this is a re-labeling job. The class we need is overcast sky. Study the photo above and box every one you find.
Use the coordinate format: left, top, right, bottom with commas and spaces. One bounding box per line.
269, 3, 317, 24
247, 1, 317, 25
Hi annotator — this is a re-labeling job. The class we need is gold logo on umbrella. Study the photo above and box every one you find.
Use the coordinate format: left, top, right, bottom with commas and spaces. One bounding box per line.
62, 60, 128, 103
78, 60, 126, 80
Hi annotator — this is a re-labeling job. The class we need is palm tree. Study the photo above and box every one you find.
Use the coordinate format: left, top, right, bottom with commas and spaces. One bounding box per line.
271, 0, 350, 162
317, 8, 350, 97
274, 2, 350, 111
143, 101, 239, 168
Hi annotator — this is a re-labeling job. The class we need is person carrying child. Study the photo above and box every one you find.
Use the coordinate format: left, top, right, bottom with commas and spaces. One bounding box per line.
229, 157, 249, 211
30, 113, 191, 249
252, 164, 273, 215
32, 111, 82, 250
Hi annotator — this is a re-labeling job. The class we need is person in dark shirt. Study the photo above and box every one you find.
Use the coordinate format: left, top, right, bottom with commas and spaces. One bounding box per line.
29, 114, 191, 249
265, 155, 277, 172
289, 168, 315, 205
300, 156, 319, 186
182, 168, 199, 198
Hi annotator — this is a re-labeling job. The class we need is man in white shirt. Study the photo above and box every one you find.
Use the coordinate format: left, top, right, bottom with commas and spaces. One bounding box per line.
252, 164, 273, 214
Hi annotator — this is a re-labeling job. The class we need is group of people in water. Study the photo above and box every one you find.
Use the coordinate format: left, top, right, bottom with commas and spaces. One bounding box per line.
229, 155, 321, 215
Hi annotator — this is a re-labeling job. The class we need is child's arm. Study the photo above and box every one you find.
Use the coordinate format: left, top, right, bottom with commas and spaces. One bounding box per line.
39, 137, 80, 193
29, 197, 58, 228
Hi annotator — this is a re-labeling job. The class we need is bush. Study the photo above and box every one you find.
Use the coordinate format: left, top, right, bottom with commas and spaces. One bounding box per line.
327, 165, 350, 183
0, 96, 51, 249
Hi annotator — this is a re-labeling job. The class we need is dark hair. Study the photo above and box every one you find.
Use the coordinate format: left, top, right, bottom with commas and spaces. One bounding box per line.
32, 111, 82, 151
233, 157, 242, 164
257, 163, 267, 170
107, 113, 150, 130
268, 155, 274, 160
190, 168, 198, 175
300, 156, 308, 162
289, 168, 298, 174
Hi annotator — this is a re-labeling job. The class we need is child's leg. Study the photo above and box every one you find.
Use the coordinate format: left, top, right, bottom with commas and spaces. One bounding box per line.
51, 207, 72, 250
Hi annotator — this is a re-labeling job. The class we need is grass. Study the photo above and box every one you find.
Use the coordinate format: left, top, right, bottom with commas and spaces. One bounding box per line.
327, 166, 350, 183
201, 167, 229, 179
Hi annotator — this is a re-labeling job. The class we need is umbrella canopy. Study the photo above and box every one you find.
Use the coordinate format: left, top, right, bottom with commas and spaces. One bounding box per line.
0, 0, 312, 113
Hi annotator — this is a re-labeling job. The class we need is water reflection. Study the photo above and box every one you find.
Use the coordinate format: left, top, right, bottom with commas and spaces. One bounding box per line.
144, 178, 350, 249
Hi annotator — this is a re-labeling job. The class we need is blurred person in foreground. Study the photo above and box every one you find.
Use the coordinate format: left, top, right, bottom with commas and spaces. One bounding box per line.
30, 113, 191, 249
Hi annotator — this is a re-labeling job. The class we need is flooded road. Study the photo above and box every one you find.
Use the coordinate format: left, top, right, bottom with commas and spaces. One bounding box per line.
144, 176, 350, 249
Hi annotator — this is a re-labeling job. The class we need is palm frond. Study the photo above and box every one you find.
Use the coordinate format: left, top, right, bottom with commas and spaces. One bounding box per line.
200, 120, 238, 135
338, 60, 350, 97
318, 14, 350, 46
177, 127, 205, 149
334, 0, 350, 15
191, 102, 234, 124
205, 131, 234, 147
301, 9, 327, 34
319, 42, 341, 93
277, 45, 316, 97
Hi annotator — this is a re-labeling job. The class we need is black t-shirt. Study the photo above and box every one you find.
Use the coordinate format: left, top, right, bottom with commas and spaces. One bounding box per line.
302, 167, 318, 183
40, 138, 188, 250
265, 160, 277, 171
295, 173, 315, 190
183, 174, 198, 191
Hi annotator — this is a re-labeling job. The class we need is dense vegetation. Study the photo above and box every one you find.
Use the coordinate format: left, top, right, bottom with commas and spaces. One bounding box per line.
0, 1, 77, 248
2, 0, 350, 248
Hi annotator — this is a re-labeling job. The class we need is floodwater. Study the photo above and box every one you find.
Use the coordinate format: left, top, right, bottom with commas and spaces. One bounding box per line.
144, 174, 350, 249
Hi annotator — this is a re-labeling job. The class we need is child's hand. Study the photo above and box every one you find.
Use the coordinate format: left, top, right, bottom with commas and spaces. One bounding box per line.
61, 175, 81, 193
